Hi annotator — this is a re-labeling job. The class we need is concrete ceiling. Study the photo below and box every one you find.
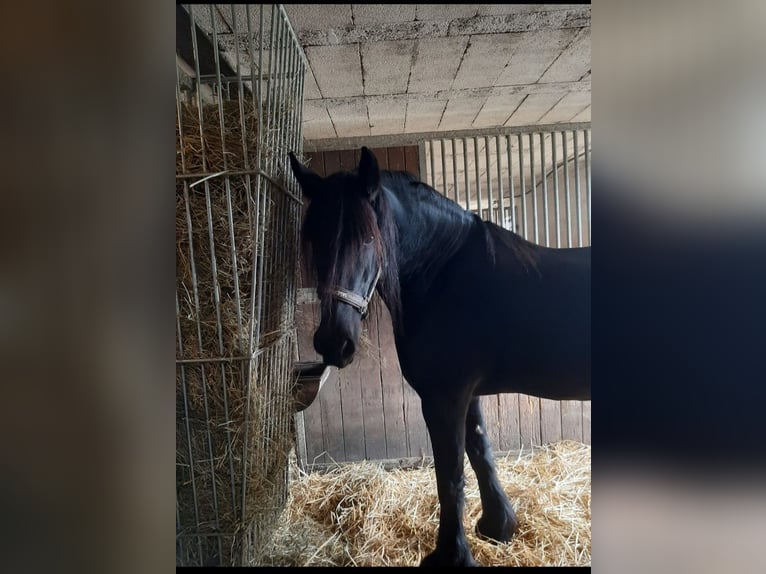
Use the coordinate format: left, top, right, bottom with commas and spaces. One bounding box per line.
283, 4, 591, 148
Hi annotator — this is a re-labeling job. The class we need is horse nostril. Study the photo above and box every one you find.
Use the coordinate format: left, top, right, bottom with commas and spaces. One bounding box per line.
339, 338, 355, 360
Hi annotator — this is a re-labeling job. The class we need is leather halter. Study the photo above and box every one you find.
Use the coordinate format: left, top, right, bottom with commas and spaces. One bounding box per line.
328, 265, 381, 318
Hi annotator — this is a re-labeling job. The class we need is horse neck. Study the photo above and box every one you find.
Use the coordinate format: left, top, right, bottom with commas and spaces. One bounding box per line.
379, 174, 476, 291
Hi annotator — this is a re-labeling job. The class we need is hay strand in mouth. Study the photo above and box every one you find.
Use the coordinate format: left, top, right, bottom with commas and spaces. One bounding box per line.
259, 440, 590, 567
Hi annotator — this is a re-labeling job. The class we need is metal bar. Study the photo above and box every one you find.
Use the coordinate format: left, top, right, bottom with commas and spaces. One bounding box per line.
178, 169, 301, 203
518, 133, 527, 239
529, 133, 538, 244
241, 4, 271, 544
246, 4, 258, 112
552, 131, 561, 248
495, 135, 503, 227
277, 12, 290, 173
440, 139, 447, 196
418, 142, 427, 182
574, 129, 583, 247
585, 128, 591, 241
279, 4, 309, 67
463, 137, 471, 212
429, 139, 435, 187
451, 138, 459, 204
506, 135, 515, 233
540, 132, 549, 246
485, 136, 494, 223
563, 131, 572, 247
186, 7, 222, 560
474, 137, 482, 218
209, 3, 241, 526
175, 290, 202, 559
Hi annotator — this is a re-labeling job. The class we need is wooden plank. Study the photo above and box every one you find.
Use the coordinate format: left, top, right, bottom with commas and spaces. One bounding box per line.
388, 146, 406, 171
339, 148, 356, 171
403, 378, 430, 458
306, 299, 327, 464
518, 394, 542, 450
540, 398, 562, 445
404, 145, 420, 177
561, 400, 583, 442
369, 147, 389, 170
376, 304, 408, 459
480, 395, 501, 452
317, 369, 344, 464
323, 150, 341, 175
359, 303, 387, 461
497, 393, 521, 452
338, 357, 366, 462
582, 401, 591, 444
306, 151, 325, 176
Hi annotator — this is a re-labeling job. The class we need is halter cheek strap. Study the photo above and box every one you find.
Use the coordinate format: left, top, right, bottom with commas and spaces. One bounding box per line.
329, 266, 381, 317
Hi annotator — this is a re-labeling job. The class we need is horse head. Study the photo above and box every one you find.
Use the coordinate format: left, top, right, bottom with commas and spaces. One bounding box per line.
289, 147, 384, 368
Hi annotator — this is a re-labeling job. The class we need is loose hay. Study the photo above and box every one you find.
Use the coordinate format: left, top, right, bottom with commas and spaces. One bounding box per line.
176, 96, 301, 565
259, 441, 590, 567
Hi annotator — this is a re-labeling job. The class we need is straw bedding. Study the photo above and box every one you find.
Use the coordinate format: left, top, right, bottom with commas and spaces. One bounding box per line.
176, 97, 300, 565
258, 440, 590, 567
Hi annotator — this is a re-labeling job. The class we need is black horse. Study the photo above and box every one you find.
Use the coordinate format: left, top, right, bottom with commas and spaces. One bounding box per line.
289, 147, 590, 567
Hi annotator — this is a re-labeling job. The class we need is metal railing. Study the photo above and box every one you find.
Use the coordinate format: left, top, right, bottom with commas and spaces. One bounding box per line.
175, 4, 306, 566
422, 126, 592, 248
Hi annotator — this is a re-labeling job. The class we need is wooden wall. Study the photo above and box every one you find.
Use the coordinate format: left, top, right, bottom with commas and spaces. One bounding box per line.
295, 144, 590, 468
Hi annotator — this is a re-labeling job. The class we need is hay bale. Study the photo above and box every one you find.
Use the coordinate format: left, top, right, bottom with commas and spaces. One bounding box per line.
259, 441, 590, 567
175, 97, 300, 566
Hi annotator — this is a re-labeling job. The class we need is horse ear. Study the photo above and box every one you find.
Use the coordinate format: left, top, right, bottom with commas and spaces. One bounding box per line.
289, 152, 321, 198
358, 146, 380, 200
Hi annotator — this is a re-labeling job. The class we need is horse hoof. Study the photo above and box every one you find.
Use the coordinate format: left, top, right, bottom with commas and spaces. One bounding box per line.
420, 551, 481, 567
476, 511, 518, 544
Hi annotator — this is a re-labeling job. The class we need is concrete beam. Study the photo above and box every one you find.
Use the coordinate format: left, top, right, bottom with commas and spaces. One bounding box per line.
293, 7, 590, 46
303, 122, 592, 151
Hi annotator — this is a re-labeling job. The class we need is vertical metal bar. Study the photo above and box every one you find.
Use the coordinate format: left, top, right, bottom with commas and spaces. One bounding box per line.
529, 133, 538, 244
440, 139, 447, 196
495, 135, 503, 227
574, 129, 583, 247
208, 3, 239, 525
246, 5, 258, 111
429, 139, 436, 187
518, 133, 527, 239
506, 135, 515, 233
176, 57, 204, 562
585, 128, 591, 242
278, 13, 291, 171
485, 136, 494, 223
242, 4, 273, 543
474, 137, 482, 218
187, 6, 222, 561
563, 130, 572, 247
463, 137, 471, 212
451, 138, 459, 205
175, 283, 201, 559
540, 133, 550, 246
288, 28, 301, 167
552, 131, 561, 248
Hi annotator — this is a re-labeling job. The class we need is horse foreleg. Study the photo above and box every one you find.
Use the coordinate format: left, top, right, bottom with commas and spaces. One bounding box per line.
419, 395, 479, 567
465, 397, 518, 543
